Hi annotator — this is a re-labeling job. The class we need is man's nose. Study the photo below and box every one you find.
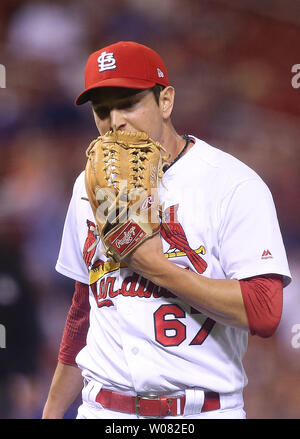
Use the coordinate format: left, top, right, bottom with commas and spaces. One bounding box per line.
109, 108, 127, 131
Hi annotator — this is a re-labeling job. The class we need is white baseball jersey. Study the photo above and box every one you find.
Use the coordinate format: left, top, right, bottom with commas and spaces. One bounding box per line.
56, 136, 291, 397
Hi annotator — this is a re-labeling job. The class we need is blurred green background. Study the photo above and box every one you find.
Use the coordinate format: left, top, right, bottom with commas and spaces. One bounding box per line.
0, 0, 299, 419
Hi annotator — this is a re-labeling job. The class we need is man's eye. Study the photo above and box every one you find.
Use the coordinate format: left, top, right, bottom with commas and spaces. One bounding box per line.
94, 99, 136, 119
95, 107, 110, 120
118, 101, 134, 110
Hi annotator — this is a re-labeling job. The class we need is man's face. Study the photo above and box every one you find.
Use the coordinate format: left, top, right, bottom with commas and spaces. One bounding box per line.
90, 87, 165, 142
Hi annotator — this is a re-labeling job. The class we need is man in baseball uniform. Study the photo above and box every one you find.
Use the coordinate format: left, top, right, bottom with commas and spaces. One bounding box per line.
43, 41, 291, 419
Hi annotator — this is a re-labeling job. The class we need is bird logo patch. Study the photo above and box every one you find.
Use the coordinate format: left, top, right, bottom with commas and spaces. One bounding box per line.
160, 204, 207, 274
83, 220, 98, 269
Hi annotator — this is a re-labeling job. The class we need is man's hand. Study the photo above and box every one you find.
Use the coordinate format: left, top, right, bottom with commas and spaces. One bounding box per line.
124, 232, 168, 280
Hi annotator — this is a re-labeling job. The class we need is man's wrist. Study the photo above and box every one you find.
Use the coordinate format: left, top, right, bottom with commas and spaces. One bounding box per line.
147, 257, 178, 288
42, 400, 65, 419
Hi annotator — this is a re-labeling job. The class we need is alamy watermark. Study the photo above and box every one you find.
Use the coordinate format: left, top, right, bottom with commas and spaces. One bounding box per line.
291, 64, 300, 88
94, 182, 166, 226
0, 324, 6, 348
291, 323, 300, 349
0, 64, 6, 88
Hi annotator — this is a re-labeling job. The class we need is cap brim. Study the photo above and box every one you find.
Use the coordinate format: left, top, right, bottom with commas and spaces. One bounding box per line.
75, 78, 158, 105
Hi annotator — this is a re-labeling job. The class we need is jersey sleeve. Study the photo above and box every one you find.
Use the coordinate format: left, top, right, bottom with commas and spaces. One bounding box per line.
240, 274, 283, 337
55, 173, 90, 284
218, 178, 291, 287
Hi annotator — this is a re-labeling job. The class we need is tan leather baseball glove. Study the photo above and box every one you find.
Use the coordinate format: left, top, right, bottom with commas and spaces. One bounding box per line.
85, 128, 169, 262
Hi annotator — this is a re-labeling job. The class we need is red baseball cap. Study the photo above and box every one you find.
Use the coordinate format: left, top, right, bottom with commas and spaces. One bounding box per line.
75, 41, 170, 105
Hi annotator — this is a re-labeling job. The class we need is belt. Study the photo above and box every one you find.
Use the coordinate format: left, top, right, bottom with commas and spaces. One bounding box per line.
96, 388, 220, 417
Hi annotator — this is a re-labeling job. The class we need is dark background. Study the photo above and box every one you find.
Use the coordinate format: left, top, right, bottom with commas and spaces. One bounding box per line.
0, 0, 299, 418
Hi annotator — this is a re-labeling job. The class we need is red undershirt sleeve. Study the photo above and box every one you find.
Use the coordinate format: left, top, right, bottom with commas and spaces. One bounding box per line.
58, 281, 90, 366
239, 274, 283, 338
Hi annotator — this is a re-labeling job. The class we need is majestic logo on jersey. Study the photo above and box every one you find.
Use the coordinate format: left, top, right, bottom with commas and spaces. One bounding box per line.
261, 249, 273, 259
161, 204, 207, 274
97, 51, 117, 72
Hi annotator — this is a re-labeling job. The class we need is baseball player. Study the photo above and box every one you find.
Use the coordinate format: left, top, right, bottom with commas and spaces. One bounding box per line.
42, 41, 291, 419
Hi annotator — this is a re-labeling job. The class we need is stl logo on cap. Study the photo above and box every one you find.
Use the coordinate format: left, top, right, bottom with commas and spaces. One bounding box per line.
98, 51, 117, 72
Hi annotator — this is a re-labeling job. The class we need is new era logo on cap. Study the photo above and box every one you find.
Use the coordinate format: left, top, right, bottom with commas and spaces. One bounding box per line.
157, 68, 164, 78
75, 41, 170, 105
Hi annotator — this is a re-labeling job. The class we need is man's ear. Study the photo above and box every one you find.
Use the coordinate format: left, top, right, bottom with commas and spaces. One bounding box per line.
159, 86, 175, 119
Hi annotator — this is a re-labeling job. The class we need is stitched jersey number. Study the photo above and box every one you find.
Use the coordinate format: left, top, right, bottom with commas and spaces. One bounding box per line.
154, 304, 215, 347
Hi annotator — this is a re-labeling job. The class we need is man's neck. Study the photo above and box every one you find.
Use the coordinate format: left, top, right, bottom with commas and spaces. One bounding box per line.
161, 125, 192, 163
